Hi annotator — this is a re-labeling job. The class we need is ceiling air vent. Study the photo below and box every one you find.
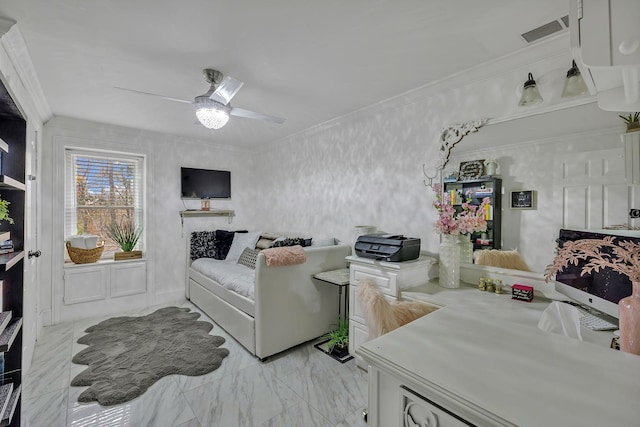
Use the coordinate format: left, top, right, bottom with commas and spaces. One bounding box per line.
521, 15, 569, 43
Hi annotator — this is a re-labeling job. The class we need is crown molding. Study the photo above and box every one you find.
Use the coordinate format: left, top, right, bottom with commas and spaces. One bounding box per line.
0, 23, 52, 123
0, 17, 16, 37
258, 33, 586, 152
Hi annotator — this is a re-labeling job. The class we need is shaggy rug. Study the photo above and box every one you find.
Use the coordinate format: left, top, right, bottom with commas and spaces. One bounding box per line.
71, 306, 229, 406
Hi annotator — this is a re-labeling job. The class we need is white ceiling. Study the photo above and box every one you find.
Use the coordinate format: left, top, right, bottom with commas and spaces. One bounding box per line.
0, 0, 569, 148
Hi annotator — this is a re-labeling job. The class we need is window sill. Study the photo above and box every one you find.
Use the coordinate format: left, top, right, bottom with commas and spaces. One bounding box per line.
64, 257, 147, 269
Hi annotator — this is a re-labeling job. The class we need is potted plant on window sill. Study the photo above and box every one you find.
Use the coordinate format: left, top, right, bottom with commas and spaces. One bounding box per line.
620, 112, 640, 133
106, 219, 143, 261
323, 319, 350, 358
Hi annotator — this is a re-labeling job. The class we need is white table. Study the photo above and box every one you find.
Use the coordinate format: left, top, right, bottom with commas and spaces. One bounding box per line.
358, 281, 640, 427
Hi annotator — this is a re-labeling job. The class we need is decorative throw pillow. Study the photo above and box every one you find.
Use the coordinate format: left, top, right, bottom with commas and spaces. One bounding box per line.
311, 237, 336, 247
237, 247, 259, 269
190, 231, 216, 260
213, 230, 235, 260
226, 231, 262, 262
272, 237, 312, 248
255, 232, 283, 250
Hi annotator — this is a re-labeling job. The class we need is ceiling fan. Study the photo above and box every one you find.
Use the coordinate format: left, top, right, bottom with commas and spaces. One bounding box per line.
115, 68, 286, 130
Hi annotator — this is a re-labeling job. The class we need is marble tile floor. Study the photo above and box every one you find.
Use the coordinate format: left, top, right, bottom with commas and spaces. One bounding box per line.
22, 302, 370, 427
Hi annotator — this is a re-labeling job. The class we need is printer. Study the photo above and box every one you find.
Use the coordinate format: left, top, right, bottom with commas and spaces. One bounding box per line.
354, 234, 421, 262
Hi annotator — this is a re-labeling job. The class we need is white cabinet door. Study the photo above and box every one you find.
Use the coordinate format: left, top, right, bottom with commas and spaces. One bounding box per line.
110, 262, 146, 297
63, 266, 107, 305
61, 260, 147, 322
555, 147, 630, 229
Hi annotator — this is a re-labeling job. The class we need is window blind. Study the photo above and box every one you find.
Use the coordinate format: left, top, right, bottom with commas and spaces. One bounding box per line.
64, 149, 145, 258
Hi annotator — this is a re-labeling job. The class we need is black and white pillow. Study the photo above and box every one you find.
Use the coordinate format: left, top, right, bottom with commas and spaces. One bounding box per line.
190, 231, 216, 260
237, 247, 259, 269
271, 237, 312, 248
213, 230, 235, 260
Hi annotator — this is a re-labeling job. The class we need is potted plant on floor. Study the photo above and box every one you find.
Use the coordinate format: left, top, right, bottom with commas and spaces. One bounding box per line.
106, 219, 143, 260
323, 319, 350, 358
620, 112, 640, 132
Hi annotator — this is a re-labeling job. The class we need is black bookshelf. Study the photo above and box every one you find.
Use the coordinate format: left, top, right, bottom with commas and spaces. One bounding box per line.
0, 79, 25, 427
443, 177, 502, 251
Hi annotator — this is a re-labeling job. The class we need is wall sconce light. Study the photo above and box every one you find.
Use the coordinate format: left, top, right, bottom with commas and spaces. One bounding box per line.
561, 60, 588, 98
518, 72, 544, 106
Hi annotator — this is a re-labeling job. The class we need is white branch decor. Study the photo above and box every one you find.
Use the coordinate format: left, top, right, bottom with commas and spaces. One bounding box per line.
422, 118, 488, 189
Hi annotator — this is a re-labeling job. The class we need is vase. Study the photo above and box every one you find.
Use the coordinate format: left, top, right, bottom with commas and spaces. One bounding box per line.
439, 234, 465, 288
485, 160, 498, 176
458, 234, 473, 264
619, 281, 640, 355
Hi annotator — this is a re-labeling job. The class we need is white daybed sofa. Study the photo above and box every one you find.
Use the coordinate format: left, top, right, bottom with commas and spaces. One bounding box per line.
186, 233, 351, 360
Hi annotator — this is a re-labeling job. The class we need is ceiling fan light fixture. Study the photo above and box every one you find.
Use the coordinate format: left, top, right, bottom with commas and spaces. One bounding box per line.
196, 103, 230, 129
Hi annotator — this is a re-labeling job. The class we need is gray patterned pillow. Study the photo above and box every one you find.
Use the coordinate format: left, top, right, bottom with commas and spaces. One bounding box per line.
237, 247, 259, 269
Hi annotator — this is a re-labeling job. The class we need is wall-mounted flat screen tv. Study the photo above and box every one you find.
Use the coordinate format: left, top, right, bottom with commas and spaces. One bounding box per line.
181, 167, 231, 199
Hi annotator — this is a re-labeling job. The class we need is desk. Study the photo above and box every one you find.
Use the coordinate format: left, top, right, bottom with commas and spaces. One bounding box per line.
358, 281, 639, 427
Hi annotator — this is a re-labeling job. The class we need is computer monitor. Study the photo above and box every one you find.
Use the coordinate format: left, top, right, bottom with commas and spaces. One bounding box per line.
553, 229, 639, 319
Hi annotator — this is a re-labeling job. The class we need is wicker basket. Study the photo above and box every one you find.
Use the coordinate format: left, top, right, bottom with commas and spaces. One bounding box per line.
66, 240, 105, 264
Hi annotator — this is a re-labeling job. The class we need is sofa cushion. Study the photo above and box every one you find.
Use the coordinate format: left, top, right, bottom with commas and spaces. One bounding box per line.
256, 236, 278, 250
226, 231, 262, 262
190, 231, 216, 260
191, 258, 256, 300
311, 237, 336, 247
237, 247, 259, 269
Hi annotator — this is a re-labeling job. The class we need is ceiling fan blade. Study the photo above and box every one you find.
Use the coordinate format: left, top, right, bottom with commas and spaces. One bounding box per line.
230, 107, 286, 124
114, 86, 194, 104
209, 76, 244, 105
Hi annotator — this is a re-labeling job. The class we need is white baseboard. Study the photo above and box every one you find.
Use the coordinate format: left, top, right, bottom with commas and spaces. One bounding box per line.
154, 289, 187, 306
41, 308, 52, 327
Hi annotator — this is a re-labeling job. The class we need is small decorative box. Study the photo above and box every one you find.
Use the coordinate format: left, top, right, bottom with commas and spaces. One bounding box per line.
512, 284, 534, 302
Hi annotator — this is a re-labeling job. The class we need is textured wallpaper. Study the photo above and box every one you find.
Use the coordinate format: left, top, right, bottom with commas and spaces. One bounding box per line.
39, 35, 625, 322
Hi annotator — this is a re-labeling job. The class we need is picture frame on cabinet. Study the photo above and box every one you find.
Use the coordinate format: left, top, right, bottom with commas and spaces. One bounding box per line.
510, 190, 536, 209
458, 160, 484, 181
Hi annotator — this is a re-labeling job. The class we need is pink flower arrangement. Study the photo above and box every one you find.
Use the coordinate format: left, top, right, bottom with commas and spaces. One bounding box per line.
433, 185, 490, 235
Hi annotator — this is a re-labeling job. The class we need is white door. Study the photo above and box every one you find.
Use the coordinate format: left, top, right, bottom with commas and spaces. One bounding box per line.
22, 123, 40, 375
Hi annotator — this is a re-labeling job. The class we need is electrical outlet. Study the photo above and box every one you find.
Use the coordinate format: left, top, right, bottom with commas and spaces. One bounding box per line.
630, 209, 640, 218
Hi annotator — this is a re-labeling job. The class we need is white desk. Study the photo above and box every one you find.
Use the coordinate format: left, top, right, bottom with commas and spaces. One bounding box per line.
358, 282, 640, 427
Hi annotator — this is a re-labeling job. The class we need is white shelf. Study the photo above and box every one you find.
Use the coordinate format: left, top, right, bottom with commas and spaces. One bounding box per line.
179, 209, 235, 227
0, 138, 7, 154
0, 313, 11, 336
0, 233, 8, 243
0, 384, 19, 427
0, 252, 23, 272
179, 209, 234, 218
0, 318, 21, 352
0, 176, 24, 192
0, 384, 11, 425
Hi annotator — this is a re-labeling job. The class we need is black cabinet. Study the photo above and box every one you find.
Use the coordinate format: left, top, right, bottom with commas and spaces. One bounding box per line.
0, 80, 25, 427
443, 178, 502, 251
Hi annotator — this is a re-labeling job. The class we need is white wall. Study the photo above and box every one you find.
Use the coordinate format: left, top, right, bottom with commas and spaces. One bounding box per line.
37, 33, 628, 324
245, 34, 622, 273
40, 117, 256, 324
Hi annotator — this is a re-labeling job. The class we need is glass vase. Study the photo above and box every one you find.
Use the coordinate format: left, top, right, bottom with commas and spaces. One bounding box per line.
439, 234, 463, 288
458, 234, 474, 264
619, 281, 640, 355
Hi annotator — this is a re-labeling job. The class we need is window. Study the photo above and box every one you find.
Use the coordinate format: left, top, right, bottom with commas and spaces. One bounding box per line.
65, 149, 145, 259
